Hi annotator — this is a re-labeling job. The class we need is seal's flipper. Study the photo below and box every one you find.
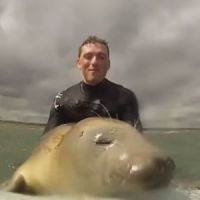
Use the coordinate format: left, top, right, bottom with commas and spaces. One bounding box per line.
5, 174, 36, 195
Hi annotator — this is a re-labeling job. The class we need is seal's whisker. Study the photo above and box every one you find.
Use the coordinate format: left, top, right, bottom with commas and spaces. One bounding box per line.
98, 102, 111, 118
90, 111, 102, 118
133, 119, 139, 129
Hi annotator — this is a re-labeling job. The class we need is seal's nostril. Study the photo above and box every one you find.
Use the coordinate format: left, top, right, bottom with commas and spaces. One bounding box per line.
165, 157, 176, 170
154, 157, 175, 174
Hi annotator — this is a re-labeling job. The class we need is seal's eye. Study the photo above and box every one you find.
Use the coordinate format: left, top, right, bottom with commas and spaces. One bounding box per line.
95, 137, 113, 145
94, 134, 113, 145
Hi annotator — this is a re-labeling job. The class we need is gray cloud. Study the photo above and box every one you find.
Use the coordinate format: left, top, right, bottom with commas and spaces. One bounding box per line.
0, 0, 200, 128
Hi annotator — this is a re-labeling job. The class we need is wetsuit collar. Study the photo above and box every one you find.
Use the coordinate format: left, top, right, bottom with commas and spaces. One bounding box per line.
81, 79, 107, 89
80, 79, 108, 96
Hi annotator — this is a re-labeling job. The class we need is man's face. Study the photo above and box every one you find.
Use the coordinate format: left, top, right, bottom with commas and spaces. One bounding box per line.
77, 42, 110, 85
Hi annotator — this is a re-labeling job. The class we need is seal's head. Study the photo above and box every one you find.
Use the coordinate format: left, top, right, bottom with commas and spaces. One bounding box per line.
61, 118, 175, 195
5, 117, 175, 196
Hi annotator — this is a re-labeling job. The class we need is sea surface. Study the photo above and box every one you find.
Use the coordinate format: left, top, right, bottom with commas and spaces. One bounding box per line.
0, 121, 199, 200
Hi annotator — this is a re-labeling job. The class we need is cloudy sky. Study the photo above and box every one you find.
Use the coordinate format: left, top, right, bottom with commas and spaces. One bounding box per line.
0, 0, 200, 128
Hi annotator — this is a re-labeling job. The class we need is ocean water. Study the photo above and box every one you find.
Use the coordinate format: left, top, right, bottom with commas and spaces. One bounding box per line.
0, 121, 199, 200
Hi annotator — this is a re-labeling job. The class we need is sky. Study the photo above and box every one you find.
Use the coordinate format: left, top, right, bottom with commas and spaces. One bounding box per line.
0, 0, 200, 128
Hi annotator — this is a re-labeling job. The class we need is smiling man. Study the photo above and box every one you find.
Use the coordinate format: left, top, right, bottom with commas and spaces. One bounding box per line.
43, 36, 142, 134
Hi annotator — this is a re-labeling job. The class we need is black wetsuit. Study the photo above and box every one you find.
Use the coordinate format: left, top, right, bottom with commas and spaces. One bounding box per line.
43, 79, 142, 134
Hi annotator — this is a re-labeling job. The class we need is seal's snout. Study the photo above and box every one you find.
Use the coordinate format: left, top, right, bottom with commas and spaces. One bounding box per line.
151, 157, 175, 185
154, 157, 175, 174
131, 156, 176, 188
109, 155, 175, 190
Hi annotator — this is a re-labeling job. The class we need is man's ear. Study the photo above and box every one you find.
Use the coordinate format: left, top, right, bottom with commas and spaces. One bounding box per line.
76, 59, 81, 70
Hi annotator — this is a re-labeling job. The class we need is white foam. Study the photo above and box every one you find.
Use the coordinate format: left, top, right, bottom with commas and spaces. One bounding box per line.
0, 188, 192, 200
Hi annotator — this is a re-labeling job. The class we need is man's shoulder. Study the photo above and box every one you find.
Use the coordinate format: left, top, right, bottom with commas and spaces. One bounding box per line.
65, 82, 80, 92
107, 80, 135, 96
105, 79, 123, 90
57, 82, 81, 96
54, 82, 79, 100
52, 82, 80, 110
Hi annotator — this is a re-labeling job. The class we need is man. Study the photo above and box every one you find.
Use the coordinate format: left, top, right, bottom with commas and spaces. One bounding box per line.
43, 36, 142, 134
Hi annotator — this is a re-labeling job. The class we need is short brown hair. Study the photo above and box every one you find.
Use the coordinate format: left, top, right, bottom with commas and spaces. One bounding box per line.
78, 36, 110, 58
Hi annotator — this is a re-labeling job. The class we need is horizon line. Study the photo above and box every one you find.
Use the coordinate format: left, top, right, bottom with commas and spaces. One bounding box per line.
0, 119, 200, 130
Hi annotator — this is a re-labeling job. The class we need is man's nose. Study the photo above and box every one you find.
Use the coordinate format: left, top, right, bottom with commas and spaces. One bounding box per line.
91, 56, 98, 64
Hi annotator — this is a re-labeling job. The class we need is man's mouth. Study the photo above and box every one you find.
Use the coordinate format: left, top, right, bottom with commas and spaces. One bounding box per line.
88, 69, 98, 72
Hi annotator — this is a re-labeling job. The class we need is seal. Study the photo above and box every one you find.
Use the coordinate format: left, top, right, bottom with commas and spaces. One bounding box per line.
5, 117, 175, 196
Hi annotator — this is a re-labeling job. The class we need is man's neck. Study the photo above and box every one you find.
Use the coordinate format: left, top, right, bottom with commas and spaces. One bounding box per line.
82, 79, 106, 86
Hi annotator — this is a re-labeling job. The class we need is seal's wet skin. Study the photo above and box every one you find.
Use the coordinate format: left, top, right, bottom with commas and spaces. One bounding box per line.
5, 117, 175, 196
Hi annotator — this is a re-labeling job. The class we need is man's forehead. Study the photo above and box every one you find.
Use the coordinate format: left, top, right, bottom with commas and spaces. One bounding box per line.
81, 42, 108, 54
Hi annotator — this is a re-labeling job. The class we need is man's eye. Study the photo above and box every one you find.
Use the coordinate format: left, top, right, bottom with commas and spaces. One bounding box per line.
84, 53, 93, 60
97, 54, 106, 60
